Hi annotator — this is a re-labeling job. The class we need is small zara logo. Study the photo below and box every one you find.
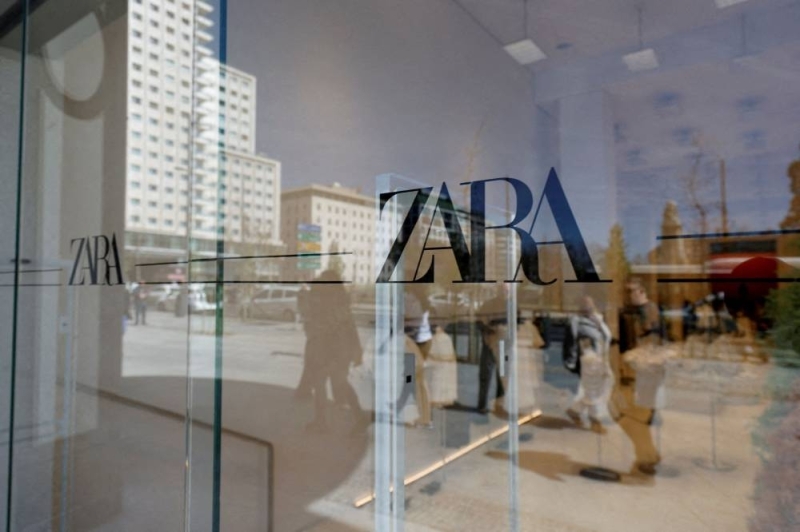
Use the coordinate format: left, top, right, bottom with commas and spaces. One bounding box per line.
69, 234, 124, 286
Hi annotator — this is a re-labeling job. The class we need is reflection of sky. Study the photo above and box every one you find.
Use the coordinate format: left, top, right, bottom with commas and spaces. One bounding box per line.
610, 53, 800, 256
228, 0, 546, 209
618, 149, 794, 256
225, 0, 800, 259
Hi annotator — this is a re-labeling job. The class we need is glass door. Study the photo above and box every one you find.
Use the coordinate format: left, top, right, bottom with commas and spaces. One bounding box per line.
373, 173, 523, 531
0, 0, 232, 529
0, 2, 25, 527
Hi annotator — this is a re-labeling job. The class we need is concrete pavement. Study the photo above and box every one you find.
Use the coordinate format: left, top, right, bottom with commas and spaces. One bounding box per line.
117, 310, 786, 531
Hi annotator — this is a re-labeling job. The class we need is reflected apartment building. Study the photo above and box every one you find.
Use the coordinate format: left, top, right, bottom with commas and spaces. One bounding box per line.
281, 183, 380, 284
124, 0, 281, 281
280, 183, 502, 285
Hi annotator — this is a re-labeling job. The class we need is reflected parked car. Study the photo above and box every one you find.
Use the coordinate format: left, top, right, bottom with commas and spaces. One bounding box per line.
243, 285, 300, 321
159, 284, 219, 314
147, 284, 179, 307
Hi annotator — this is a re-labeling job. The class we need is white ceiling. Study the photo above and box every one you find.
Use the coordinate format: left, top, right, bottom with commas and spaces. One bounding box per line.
458, 0, 794, 67
459, 0, 800, 171
455, 0, 800, 245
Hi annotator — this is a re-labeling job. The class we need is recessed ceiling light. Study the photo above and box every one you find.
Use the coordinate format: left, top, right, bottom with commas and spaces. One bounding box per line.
715, 0, 748, 9
503, 39, 546, 65
623, 48, 659, 72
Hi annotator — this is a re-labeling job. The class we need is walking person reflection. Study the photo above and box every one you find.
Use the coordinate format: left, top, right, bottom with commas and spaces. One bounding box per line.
132, 280, 149, 325
476, 285, 511, 416
294, 283, 314, 401
616, 277, 663, 475
394, 290, 433, 428
565, 296, 613, 432
302, 270, 369, 434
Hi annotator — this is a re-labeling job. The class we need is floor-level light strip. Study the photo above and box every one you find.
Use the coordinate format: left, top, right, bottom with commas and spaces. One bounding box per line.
353, 409, 542, 508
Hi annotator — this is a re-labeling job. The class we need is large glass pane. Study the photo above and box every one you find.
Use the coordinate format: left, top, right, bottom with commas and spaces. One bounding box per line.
0, 0, 24, 528
222, 2, 542, 528
8, 2, 148, 529
1, 0, 237, 530
3, 0, 800, 531
514, 3, 800, 531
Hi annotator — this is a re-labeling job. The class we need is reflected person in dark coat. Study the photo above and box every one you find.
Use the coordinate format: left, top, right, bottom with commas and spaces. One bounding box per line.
302, 269, 368, 433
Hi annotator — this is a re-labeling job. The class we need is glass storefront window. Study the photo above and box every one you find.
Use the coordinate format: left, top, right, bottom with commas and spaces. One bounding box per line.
1, 0, 800, 530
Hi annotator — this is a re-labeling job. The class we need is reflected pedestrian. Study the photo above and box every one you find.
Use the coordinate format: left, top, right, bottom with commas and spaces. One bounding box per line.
294, 283, 314, 401
476, 285, 511, 415
565, 296, 613, 431
616, 277, 663, 475
394, 290, 433, 428
133, 280, 149, 325
302, 270, 368, 433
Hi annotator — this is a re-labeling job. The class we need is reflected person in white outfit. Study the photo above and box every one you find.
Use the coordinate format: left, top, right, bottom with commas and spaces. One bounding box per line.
395, 291, 433, 428
566, 296, 613, 431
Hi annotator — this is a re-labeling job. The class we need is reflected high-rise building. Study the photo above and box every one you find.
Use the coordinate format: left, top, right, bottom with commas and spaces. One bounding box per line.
124, 0, 281, 278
